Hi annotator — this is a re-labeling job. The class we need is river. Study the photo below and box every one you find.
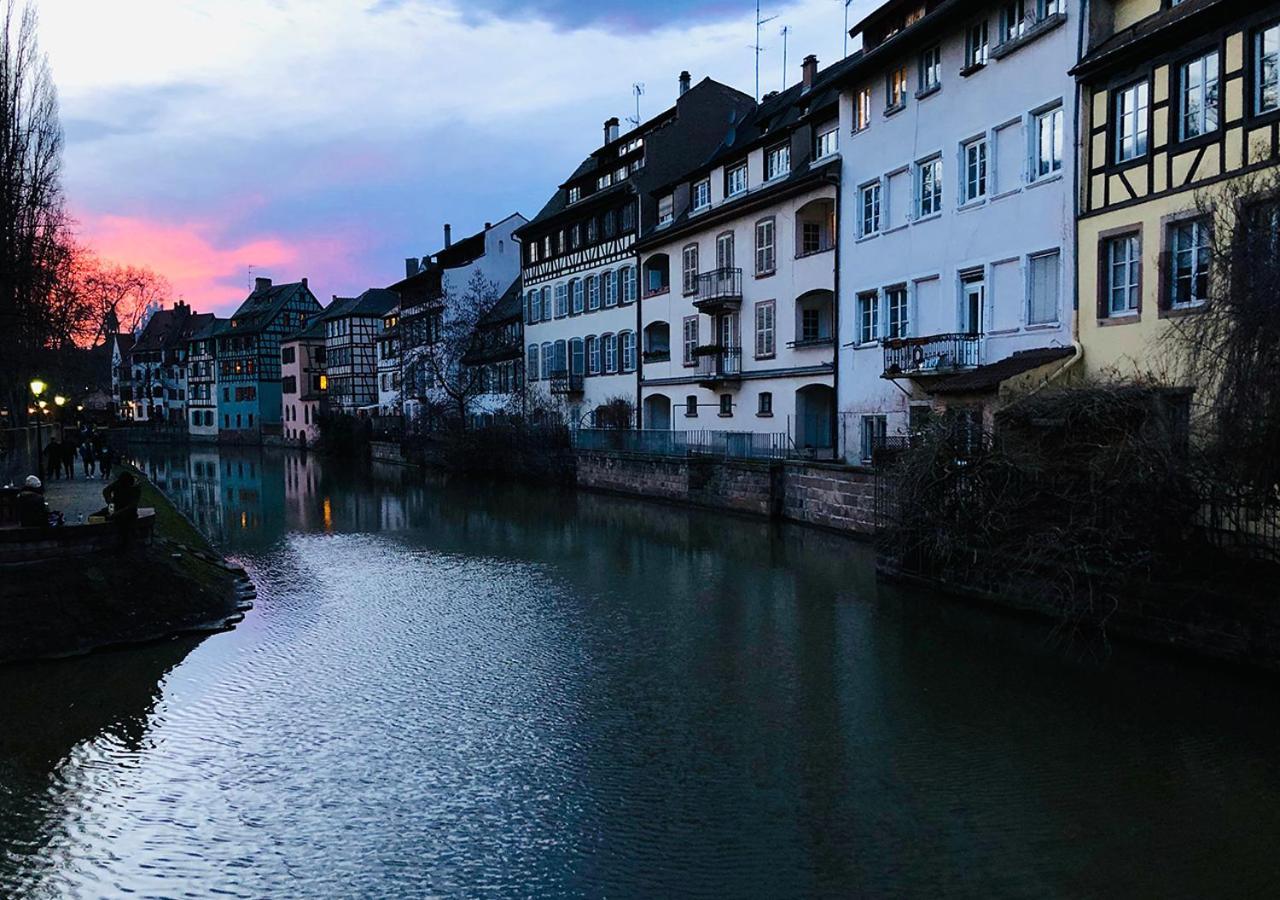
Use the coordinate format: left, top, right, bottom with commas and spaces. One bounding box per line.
1, 444, 1278, 898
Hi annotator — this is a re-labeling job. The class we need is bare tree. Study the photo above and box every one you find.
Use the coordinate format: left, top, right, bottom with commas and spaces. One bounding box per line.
76, 255, 171, 342
404, 268, 502, 430
0, 0, 73, 422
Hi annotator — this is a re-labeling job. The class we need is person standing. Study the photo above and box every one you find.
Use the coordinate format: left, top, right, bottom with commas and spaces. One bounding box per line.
80, 441, 95, 477
98, 443, 114, 481
98, 471, 142, 550
43, 436, 62, 481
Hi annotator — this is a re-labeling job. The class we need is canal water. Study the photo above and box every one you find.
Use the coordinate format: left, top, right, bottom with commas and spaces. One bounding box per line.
2, 446, 1278, 898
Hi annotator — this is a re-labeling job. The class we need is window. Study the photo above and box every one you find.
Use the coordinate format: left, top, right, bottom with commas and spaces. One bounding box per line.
963, 138, 987, 203
815, 123, 838, 158
726, 162, 748, 196
1114, 80, 1149, 162
887, 66, 908, 109
568, 186, 581, 203
556, 230, 566, 254
966, 20, 989, 67
1028, 250, 1060, 325
1179, 51, 1220, 140
1105, 233, 1141, 317
622, 266, 637, 304
587, 336, 601, 374
683, 245, 700, 294
587, 218, 598, 243
572, 278, 584, 315
1168, 217, 1211, 308
755, 218, 776, 275
1033, 105, 1064, 178
659, 194, 675, 225
527, 345, 539, 382
961, 272, 985, 334
542, 236, 552, 258
755, 300, 775, 358
540, 342, 552, 380
886, 287, 909, 338
766, 143, 791, 180
919, 46, 941, 93
541, 286, 552, 321
603, 270, 618, 307
528, 241, 539, 264
694, 178, 712, 210
282, 375, 297, 395
622, 203, 636, 231
603, 333, 618, 373
854, 87, 872, 131
719, 394, 733, 416
588, 275, 601, 311
555, 283, 568, 318
917, 157, 942, 218
552, 339, 568, 375
802, 222, 823, 255
860, 182, 881, 236
685, 395, 698, 417
861, 415, 887, 462
758, 392, 773, 416
597, 173, 612, 190
620, 331, 636, 372
683, 316, 699, 365
1002, 0, 1027, 42
716, 232, 735, 269
281, 346, 296, 365
858, 291, 879, 344
1257, 23, 1280, 114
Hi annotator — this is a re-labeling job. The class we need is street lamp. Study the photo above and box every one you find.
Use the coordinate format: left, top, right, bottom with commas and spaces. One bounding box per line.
29, 380, 47, 478
54, 395, 66, 407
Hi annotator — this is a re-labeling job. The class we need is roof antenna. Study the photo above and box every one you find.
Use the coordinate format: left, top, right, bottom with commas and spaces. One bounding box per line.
842, 0, 854, 58
754, 0, 777, 101
780, 24, 790, 92
627, 82, 645, 130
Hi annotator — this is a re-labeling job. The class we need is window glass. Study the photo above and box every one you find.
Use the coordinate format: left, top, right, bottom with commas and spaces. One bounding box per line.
858, 292, 879, 344
1169, 218, 1211, 307
886, 287, 909, 338
887, 67, 908, 108
726, 163, 748, 196
1106, 234, 1141, 316
1034, 106, 1064, 178
1258, 24, 1280, 113
963, 138, 987, 202
1115, 80, 1150, 162
1180, 51, 1220, 140
694, 179, 712, 210
919, 46, 941, 92
766, 144, 791, 180
861, 182, 881, 236
755, 300, 775, 357
917, 157, 942, 217
855, 87, 872, 131
967, 20, 989, 67
754, 219, 776, 275
815, 124, 839, 158
1028, 251, 1060, 325
758, 392, 773, 415
659, 194, 674, 224
588, 275, 601, 311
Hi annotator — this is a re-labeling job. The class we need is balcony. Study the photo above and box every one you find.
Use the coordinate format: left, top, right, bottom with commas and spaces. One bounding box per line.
641, 349, 670, 364
549, 371, 585, 395
692, 268, 743, 313
883, 333, 981, 378
694, 345, 742, 385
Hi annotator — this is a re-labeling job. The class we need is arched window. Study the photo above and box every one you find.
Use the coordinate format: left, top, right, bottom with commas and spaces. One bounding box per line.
571, 278, 584, 315
527, 344, 539, 382
586, 336, 601, 374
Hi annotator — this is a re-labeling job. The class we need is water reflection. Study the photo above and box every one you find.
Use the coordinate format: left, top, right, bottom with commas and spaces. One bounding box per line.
1, 444, 1278, 898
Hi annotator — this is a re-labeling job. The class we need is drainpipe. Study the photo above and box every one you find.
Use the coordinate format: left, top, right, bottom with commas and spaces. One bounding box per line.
825, 170, 841, 461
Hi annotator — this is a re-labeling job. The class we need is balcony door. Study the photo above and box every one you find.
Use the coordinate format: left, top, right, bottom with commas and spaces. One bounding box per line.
961, 273, 984, 336
716, 232, 734, 270
717, 313, 738, 348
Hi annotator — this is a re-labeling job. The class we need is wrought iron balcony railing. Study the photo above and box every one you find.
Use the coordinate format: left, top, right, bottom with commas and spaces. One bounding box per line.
883, 333, 981, 377
692, 268, 743, 311
694, 345, 743, 383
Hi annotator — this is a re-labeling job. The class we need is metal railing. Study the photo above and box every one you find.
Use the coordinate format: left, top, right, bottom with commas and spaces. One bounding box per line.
695, 345, 743, 381
573, 427, 790, 460
692, 267, 743, 310
549, 371, 585, 395
883, 333, 981, 377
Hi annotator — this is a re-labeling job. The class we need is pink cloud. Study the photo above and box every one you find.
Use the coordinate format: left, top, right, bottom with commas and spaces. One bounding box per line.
71, 208, 367, 316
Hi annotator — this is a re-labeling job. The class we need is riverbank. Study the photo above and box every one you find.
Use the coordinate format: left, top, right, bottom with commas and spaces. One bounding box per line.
0, 465, 253, 663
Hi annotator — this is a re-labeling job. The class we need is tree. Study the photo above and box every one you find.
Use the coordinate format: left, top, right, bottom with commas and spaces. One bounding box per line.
76, 256, 171, 342
404, 268, 502, 430
0, 0, 75, 423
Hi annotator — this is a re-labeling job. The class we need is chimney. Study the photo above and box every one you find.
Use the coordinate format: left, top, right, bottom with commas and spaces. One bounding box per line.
802, 54, 818, 90
604, 117, 620, 145
254, 277, 272, 292
405, 258, 419, 278
485, 221, 492, 230
679, 70, 691, 96
444, 224, 452, 248
301, 277, 308, 290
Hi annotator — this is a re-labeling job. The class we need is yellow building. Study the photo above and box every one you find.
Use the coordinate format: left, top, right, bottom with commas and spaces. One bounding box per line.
1074, 0, 1280, 380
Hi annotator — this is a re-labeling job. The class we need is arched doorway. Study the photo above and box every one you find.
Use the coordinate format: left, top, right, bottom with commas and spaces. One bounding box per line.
643, 394, 672, 431
795, 384, 835, 454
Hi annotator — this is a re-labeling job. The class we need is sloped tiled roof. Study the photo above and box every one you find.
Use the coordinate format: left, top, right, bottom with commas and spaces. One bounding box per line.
1072, 0, 1224, 79
230, 281, 315, 334
930, 347, 1075, 395
132, 307, 184, 352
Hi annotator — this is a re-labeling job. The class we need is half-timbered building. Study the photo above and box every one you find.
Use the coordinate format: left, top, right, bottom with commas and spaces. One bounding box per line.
282, 312, 329, 447
186, 317, 227, 440
461, 277, 525, 425
515, 73, 755, 426
321, 288, 398, 415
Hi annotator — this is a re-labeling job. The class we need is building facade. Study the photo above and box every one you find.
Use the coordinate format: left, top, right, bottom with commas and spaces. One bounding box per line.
1074, 0, 1280, 381
322, 289, 398, 415
835, 0, 1080, 461
186, 317, 227, 440
110, 333, 135, 421
376, 305, 401, 417
516, 75, 756, 426
217, 278, 322, 442
281, 314, 328, 447
461, 278, 525, 425
636, 55, 843, 452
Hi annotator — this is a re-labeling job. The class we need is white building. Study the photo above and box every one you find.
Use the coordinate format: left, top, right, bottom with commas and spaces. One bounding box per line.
835, 0, 1079, 462
281, 314, 328, 447
376, 304, 400, 417
186, 317, 227, 440
635, 55, 845, 454
515, 74, 756, 426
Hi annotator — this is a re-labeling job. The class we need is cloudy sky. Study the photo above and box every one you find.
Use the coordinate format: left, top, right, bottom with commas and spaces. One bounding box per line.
42, 0, 874, 316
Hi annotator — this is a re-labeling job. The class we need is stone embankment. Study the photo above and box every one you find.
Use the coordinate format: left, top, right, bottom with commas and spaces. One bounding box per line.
0, 466, 253, 663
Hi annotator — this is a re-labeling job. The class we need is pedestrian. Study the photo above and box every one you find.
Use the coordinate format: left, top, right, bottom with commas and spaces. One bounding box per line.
61, 438, 76, 480
43, 436, 62, 481
96, 471, 141, 550
80, 441, 95, 477
98, 444, 114, 481
16, 475, 48, 527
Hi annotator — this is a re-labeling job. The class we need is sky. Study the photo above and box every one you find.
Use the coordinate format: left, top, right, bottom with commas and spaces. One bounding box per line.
41, 0, 876, 317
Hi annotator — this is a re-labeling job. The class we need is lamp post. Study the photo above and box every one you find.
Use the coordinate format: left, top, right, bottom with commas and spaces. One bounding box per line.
29, 379, 47, 478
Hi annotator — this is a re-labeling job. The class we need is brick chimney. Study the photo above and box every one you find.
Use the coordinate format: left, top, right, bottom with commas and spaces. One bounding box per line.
604, 117, 620, 145
679, 71, 691, 96
802, 54, 818, 90
255, 277, 272, 292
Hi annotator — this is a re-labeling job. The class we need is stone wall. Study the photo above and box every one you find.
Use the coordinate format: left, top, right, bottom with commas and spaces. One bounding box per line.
370, 440, 408, 465
573, 450, 875, 535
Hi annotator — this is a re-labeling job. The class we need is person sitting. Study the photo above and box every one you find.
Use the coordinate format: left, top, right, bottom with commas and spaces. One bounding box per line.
16, 475, 49, 528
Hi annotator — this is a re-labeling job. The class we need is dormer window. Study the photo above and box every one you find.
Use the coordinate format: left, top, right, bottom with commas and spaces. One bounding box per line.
766, 143, 790, 180
597, 172, 612, 190
618, 137, 643, 156
568, 186, 581, 203
726, 161, 748, 197
659, 194, 675, 225
693, 178, 712, 211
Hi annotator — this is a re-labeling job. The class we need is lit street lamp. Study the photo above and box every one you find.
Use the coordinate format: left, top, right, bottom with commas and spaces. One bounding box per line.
29, 379, 48, 478
54, 395, 66, 407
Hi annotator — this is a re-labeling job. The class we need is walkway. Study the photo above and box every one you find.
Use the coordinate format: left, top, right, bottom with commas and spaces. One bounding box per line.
44, 474, 112, 522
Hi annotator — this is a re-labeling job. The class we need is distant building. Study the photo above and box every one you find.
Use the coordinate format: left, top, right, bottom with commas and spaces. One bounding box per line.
217, 277, 323, 442
110, 332, 136, 421
461, 278, 525, 426
186, 317, 228, 440
375, 305, 401, 417
281, 312, 329, 447
122, 302, 212, 425
321, 288, 399, 415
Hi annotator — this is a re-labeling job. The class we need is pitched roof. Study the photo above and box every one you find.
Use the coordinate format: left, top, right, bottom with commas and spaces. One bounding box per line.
930, 347, 1076, 395
478, 276, 523, 327
113, 333, 135, 355
327, 288, 399, 320
1072, 0, 1224, 79
230, 280, 316, 334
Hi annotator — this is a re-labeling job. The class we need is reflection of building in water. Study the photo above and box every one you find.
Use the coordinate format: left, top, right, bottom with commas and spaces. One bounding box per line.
187, 450, 224, 537
283, 453, 323, 531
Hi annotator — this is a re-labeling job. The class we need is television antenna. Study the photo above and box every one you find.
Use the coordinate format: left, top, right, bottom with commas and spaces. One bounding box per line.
780, 24, 790, 91
841, 0, 854, 58
627, 82, 645, 129
754, 0, 777, 100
